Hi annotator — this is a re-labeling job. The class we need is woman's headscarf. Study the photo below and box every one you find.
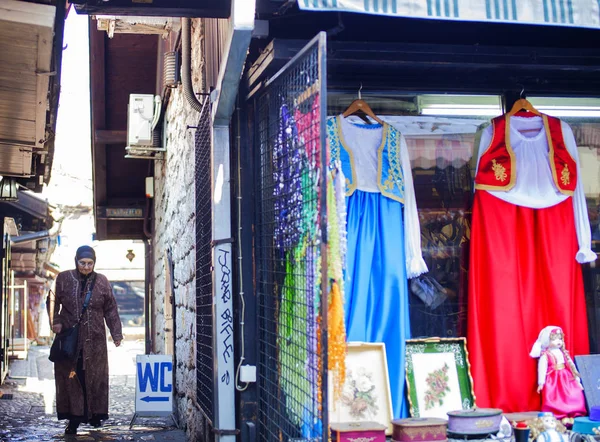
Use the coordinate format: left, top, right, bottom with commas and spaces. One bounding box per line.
530, 325, 563, 358
75, 245, 96, 267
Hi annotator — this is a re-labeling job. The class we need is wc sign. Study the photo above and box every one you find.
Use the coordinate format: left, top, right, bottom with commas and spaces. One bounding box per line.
135, 355, 173, 416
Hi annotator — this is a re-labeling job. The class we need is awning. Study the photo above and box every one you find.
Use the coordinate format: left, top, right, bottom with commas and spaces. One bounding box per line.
297, 0, 600, 29
5, 190, 51, 221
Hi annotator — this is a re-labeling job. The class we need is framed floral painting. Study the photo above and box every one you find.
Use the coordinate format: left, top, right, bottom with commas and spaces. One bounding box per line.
329, 342, 394, 434
405, 338, 475, 419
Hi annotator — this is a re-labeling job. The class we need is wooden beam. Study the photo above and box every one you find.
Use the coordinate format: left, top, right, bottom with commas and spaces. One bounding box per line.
0, 1, 56, 28
73, 0, 230, 18
0, 21, 39, 43
35, 27, 52, 148
0, 118, 35, 142
0, 99, 35, 120
10, 247, 37, 254
94, 129, 127, 144
90, 22, 108, 240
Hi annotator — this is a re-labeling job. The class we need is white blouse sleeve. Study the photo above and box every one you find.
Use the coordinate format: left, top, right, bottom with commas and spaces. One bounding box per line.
474, 123, 493, 177
561, 122, 597, 264
400, 134, 428, 278
538, 353, 548, 387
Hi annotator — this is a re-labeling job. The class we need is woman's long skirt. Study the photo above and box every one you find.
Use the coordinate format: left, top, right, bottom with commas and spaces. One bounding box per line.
467, 190, 589, 413
345, 190, 411, 419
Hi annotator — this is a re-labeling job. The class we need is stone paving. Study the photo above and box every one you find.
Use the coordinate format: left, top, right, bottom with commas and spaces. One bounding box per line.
0, 338, 186, 442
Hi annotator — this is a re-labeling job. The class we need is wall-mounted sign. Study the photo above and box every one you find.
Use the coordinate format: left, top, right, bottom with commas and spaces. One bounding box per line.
135, 355, 173, 416
97, 207, 144, 219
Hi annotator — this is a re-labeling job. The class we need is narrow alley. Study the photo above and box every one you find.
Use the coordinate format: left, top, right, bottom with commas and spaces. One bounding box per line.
0, 338, 185, 442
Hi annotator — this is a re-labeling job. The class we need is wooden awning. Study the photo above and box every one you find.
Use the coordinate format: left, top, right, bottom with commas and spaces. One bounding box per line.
0, 0, 65, 191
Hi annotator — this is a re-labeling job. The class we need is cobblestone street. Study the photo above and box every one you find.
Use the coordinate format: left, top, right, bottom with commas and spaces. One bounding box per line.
0, 337, 186, 442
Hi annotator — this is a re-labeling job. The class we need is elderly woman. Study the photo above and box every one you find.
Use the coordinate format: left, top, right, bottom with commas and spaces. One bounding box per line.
48, 245, 123, 435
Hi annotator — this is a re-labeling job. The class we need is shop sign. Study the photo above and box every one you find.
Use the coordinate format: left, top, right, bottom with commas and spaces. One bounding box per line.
97, 207, 144, 219
134, 355, 173, 416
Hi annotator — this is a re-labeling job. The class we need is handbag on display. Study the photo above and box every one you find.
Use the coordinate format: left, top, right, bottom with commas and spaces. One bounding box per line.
49, 277, 95, 363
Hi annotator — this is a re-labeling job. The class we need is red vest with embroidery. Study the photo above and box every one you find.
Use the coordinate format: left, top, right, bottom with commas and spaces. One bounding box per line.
475, 114, 577, 195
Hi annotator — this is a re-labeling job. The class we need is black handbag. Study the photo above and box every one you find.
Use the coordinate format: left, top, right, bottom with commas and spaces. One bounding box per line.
49, 277, 95, 363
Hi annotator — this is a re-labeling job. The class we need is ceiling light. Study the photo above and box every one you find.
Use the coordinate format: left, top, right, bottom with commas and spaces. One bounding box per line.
419, 95, 502, 117
0, 177, 18, 202
420, 105, 502, 116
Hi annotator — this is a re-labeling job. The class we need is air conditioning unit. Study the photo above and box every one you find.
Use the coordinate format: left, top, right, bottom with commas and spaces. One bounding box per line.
126, 94, 165, 159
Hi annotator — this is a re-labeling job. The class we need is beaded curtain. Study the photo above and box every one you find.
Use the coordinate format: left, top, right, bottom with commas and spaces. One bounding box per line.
255, 35, 343, 442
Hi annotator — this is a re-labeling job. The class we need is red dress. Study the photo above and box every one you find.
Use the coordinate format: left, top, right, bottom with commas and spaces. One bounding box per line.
468, 114, 591, 413
540, 350, 586, 419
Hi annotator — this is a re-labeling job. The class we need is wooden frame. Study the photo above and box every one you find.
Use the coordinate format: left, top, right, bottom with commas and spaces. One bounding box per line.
405, 338, 475, 419
330, 342, 394, 435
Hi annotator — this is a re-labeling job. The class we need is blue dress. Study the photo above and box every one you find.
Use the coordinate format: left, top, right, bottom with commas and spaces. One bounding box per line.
328, 116, 426, 418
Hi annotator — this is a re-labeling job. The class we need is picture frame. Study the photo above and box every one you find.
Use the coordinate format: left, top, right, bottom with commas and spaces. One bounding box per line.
575, 354, 600, 411
405, 337, 475, 419
330, 342, 394, 435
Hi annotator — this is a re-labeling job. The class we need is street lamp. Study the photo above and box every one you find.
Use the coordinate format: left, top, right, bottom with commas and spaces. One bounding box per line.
0, 176, 18, 202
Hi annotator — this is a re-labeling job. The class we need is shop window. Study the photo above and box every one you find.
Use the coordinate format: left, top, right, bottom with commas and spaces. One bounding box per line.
328, 93, 599, 348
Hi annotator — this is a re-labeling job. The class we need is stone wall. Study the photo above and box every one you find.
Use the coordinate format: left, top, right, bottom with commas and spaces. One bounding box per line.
152, 18, 211, 441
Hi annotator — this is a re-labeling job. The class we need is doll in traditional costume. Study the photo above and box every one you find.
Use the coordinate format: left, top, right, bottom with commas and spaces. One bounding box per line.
530, 412, 569, 442
530, 326, 586, 421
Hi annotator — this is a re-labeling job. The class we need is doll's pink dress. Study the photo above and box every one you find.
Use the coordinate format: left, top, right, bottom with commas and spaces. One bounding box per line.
541, 350, 586, 419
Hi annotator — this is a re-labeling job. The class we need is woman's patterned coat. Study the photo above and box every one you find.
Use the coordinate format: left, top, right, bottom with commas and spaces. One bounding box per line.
48, 270, 123, 420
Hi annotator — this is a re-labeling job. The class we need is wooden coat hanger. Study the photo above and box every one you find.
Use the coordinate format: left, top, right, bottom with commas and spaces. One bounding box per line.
506, 86, 541, 117
342, 84, 384, 125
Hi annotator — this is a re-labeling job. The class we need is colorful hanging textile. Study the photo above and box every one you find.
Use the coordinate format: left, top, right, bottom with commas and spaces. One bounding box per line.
327, 162, 348, 405
275, 98, 324, 439
273, 102, 303, 253
274, 98, 350, 436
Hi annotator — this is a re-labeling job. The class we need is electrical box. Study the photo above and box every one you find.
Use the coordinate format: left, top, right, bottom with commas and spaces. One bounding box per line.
127, 94, 156, 147
240, 365, 257, 383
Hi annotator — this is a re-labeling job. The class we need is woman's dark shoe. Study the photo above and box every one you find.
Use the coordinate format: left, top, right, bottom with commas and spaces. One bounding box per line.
65, 421, 79, 435
89, 416, 102, 428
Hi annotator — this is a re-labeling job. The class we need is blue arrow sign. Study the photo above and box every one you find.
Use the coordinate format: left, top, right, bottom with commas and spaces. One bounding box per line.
141, 396, 169, 402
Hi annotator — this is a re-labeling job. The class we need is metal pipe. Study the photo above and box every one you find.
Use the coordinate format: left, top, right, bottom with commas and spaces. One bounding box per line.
169, 249, 178, 423
209, 3, 255, 442
144, 239, 152, 354
181, 18, 203, 113
10, 231, 50, 244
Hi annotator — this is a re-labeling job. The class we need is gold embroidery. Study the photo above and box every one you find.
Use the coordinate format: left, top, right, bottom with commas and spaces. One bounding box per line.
475, 419, 495, 428
560, 163, 570, 186
555, 363, 565, 370
398, 427, 446, 439
383, 169, 395, 191
491, 159, 507, 182
345, 177, 351, 189
347, 437, 377, 442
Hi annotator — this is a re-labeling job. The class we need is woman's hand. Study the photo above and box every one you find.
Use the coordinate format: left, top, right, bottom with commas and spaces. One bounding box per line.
52, 323, 62, 334
114, 340, 122, 347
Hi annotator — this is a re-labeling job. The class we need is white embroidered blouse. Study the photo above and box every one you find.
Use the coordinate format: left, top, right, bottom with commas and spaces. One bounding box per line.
337, 117, 428, 278
475, 116, 596, 263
